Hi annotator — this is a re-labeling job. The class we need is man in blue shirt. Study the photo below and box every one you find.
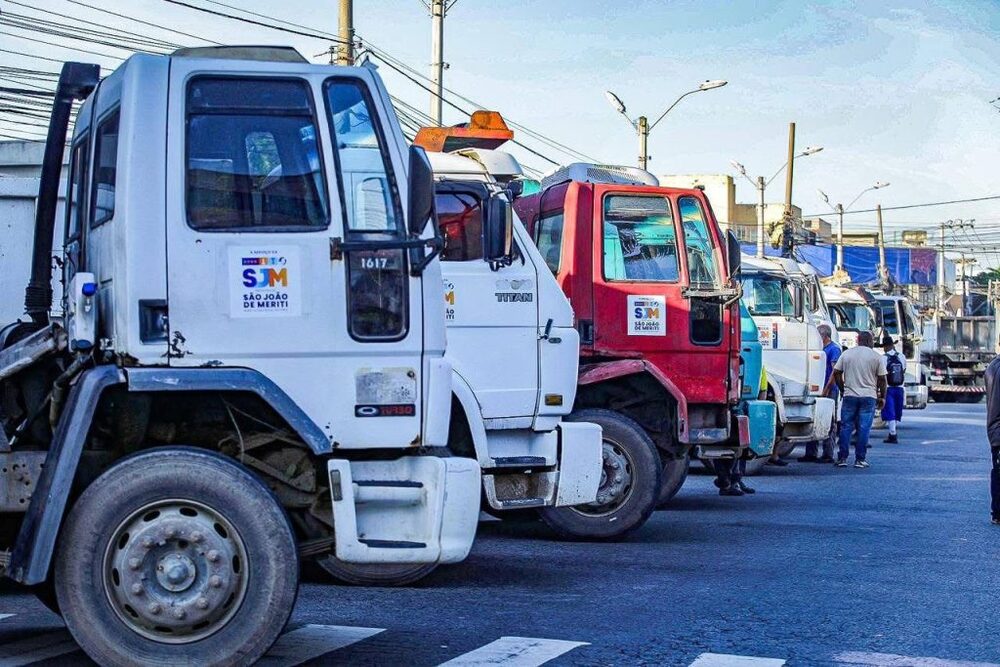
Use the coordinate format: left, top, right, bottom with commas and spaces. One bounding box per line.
800, 324, 841, 462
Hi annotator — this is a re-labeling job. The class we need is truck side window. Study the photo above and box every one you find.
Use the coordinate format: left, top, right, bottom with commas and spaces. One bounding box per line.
436, 192, 483, 261
91, 109, 120, 228
325, 79, 407, 341
603, 195, 678, 282
65, 139, 89, 242
186, 77, 329, 230
677, 196, 718, 286
325, 80, 402, 233
535, 211, 564, 274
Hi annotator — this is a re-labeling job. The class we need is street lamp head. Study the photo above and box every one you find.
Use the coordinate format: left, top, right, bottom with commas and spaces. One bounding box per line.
874, 181, 890, 189
730, 160, 746, 176
698, 79, 727, 91
817, 189, 829, 204
801, 146, 823, 156
604, 90, 627, 115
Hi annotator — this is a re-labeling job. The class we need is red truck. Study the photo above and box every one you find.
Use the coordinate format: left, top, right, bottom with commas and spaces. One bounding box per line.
514, 164, 745, 538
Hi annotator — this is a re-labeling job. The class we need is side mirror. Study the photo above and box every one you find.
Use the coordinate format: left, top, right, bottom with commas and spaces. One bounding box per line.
727, 229, 742, 277
407, 145, 435, 236
483, 195, 514, 268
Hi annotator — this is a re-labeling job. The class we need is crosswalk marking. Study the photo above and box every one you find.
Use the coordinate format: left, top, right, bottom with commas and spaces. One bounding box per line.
256, 624, 384, 667
0, 616, 13, 623
0, 630, 80, 667
689, 654, 786, 667
833, 652, 1000, 667
437, 636, 588, 666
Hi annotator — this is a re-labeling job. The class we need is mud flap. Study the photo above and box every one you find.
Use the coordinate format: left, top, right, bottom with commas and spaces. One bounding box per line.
743, 400, 777, 457
327, 456, 480, 565
553, 421, 602, 507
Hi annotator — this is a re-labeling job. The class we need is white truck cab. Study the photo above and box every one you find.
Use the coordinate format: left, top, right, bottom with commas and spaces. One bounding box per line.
425, 146, 602, 521
822, 285, 879, 349
0, 48, 485, 663
739, 255, 834, 454
873, 294, 928, 409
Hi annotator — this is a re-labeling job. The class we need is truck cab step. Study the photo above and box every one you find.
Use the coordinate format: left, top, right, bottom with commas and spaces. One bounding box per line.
488, 456, 549, 469
357, 539, 427, 549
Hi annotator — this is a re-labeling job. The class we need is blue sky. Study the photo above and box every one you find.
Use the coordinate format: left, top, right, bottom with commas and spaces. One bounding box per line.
7, 0, 1000, 264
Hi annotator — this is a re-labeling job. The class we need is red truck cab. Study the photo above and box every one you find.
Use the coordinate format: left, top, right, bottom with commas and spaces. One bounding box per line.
516, 165, 744, 537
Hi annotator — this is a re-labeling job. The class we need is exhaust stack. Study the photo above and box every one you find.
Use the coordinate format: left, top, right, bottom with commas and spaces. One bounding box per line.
23, 62, 100, 325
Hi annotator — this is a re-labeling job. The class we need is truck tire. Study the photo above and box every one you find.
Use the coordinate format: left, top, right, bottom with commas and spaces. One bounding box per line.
539, 409, 661, 540
316, 559, 437, 587
54, 447, 298, 667
655, 453, 689, 508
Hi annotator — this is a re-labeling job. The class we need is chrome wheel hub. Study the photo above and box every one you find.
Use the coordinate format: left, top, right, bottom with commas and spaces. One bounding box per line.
573, 440, 635, 517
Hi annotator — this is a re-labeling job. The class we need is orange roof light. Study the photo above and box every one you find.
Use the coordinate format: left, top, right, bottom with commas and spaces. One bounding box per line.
414, 110, 514, 153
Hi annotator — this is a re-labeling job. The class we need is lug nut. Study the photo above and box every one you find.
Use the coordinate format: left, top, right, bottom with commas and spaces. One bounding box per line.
128, 558, 141, 571
148, 603, 162, 615
141, 537, 153, 549
172, 607, 186, 620
196, 597, 209, 610
209, 575, 223, 588
190, 531, 203, 543
165, 527, 177, 539
207, 550, 220, 563
131, 583, 144, 595
614, 475, 623, 483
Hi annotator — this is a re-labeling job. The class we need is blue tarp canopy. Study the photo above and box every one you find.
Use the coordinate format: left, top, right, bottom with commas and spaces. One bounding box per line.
738, 243, 941, 286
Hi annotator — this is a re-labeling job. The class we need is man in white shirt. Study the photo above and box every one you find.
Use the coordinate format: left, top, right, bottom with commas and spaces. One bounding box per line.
831, 331, 887, 468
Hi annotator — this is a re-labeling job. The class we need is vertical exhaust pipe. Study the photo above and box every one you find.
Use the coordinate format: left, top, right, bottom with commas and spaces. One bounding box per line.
23, 62, 100, 326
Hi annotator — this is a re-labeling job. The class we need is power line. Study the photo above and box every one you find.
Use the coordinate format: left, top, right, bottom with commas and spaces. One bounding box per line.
802, 195, 1000, 218
162, 0, 348, 43
65, 0, 223, 46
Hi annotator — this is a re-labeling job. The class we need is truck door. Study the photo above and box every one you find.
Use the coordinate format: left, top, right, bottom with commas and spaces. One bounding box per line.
436, 182, 539, 418
165, 64, 425, 448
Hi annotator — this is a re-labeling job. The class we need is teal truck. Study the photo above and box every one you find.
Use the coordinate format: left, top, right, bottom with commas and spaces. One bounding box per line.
738, 300, 777, 474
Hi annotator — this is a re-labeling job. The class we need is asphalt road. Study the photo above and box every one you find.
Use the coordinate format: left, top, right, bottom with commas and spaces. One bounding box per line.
0, 401, 996, 666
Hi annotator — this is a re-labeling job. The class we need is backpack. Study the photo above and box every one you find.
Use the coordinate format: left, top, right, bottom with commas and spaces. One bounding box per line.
885, 354, 905, 387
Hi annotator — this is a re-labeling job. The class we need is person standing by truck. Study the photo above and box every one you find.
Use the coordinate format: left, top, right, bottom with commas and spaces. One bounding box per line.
831, 331, 887, 468
881, 333, 906, 443
983, 351, 1000, 524
803, 324, 841, 462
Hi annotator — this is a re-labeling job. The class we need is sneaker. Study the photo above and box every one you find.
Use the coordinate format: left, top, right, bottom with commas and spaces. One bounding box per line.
884, 434, 898, 444
854, 460, 870, 469
797, 454, 819, 463
819, 456, 835, 464
737, 481, 756, 494
719, 486, 744, 497
992, 516, 1000, 525
835, 459, 849, 467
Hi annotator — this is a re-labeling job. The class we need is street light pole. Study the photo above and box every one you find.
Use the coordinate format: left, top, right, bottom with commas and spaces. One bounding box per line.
606, 80, 727, 170
429, 0, 445, 125
781, 122, 796, 256
819, 181, 889, 272
637, 116, 649, 171
731, 144, 823, 259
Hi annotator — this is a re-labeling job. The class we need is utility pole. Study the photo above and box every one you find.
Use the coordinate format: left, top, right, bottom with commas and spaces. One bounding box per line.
781, 122, 796, 257
429, 0, 447, 125
835, 204, 845, 269
938, 219, 973, 313
876, 204, 888, 288
336, 0, 354, 66
637, 116, 649, 171
756, 176, 766, 258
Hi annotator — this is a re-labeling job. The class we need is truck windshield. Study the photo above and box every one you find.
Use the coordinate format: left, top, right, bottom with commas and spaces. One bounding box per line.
602, 194, 678, 282
830, 303, 873, 332
678, 196, 718, 286
740, 274, 794, 317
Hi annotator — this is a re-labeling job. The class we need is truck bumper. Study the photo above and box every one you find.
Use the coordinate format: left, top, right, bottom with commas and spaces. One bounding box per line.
781, 397, 834, 442
481, 422, 603, 510
327, 456, 480, 565
743, 399, 777, 457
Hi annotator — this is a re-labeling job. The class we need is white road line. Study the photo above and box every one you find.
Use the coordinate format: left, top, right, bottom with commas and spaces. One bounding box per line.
689, 654, 786, 667
256, 624, 384, 667
833, 652, 1000, 666
0, 630, 80, 667
437, 636, 588, 667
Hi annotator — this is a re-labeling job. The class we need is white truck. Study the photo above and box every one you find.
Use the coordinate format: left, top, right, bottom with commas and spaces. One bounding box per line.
822, 285, 879, 349
319, 130, 604, 585
739, 255, 835, 457
873, 294, 929, 409
0, 47, 491, 665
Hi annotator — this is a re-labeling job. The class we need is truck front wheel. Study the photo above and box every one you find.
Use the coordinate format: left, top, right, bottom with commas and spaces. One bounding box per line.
54, 447, 298, 667
655, 453, 689, 508
315, 559, 437, 586
539, 409, 661, 540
